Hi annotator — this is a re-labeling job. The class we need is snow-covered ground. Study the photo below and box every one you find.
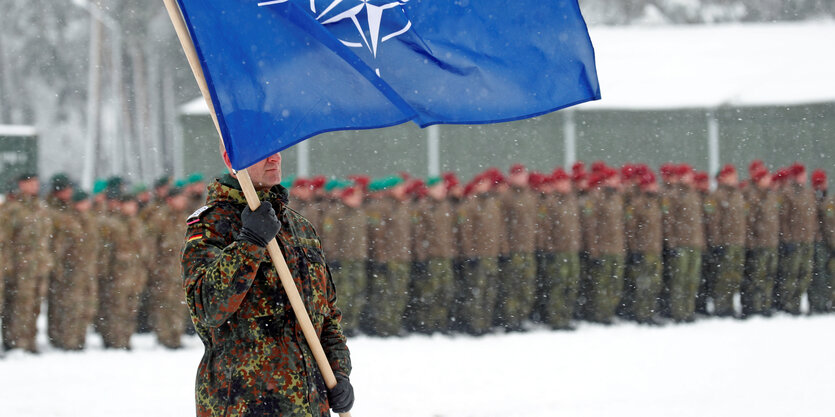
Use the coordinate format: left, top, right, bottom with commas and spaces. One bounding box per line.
1, 314, 833, 417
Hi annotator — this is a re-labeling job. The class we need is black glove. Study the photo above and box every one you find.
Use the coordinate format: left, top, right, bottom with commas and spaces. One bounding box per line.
327, 374, 354, 414
237, 202, 280, 247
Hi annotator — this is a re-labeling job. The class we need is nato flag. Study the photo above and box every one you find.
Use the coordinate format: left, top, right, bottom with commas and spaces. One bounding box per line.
176, 0, 600, 170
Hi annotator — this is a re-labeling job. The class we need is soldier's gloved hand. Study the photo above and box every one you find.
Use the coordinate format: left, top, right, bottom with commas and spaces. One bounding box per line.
327, 374, 354, 414
237, 202, 280, 247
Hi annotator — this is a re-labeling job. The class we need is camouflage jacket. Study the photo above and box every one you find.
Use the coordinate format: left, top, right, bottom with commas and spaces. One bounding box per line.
182, 174, 351, 417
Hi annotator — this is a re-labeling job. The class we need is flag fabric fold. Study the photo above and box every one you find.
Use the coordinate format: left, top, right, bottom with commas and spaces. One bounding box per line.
176, 0, 600, 170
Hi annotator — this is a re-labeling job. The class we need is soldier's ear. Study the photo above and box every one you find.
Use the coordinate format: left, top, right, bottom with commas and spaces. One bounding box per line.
221, 150, 235, 176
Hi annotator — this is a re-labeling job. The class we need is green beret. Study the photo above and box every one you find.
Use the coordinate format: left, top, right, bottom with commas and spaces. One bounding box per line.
280, 175, 296, 189
17, 172, 38, 182
132, 183, 148, 193
119, 192, 136, 202
154, 175, 172, 189
174, 178, 187, 188
167, 186, 184, 198
369, 176, 403, 192
426, 176, 442, 187
50, 173, 72, 191
187, 172, 205, 184
106, 176, 123, 188
71, 189, 89, 203
93, 179, 108, 194
325, 179, 352, 192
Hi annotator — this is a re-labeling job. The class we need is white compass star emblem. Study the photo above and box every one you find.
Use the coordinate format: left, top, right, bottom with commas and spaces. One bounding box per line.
259, 0, 412, 76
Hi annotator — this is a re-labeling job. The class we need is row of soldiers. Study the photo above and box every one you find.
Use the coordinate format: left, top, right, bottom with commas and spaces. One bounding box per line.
290, 160, 835, 335
2, 159, 833, 351
0, 173, 203, 353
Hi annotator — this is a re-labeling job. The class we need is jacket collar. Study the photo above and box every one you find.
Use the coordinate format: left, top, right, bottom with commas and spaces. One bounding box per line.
208, 173, 290, 208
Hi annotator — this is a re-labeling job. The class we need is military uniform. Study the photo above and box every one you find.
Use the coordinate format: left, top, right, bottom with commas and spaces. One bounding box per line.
537, 190, 581, 328
809, 192, 834, 312
97, 209, 150, 349
1, 195, 54, 352
182, 174, 350, 417
407, 196, 456, 333
454, 192, 501, 334
776, 183, 816, 314
623, 189, 663, 322
742, 185, 780, 316
702, 184, 746, 316
363, 195, 411, 336
662, 184, 704, 321
145, 203, 189, 348
325, 202, 368, 335
580, 187, 625, 323
46, 197, 97, 350
495, 185, 538, 329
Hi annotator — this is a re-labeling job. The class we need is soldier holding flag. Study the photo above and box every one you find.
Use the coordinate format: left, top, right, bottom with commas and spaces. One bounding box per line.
181, 150, 354, 416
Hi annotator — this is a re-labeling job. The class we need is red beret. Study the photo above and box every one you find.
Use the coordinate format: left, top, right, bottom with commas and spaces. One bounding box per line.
751, 168, 769, 182
718, 164, 736, 178
348, 175, 371, 191
292, 178, 309, 188
791, 162, 806, 176
340, 186, 357, 199
311, 176, 327, 190
659, 163, 676, 179
571, 161, 586, 174
811, 169, 827, 187
591, 161, 607, 173
694, 171, 709, 184
552, 167, 569, 181
640, 171, 656, 186
677, 164, 693, 177
749, 160, 765, 175
588, 172, 605, 187
621, 164, 635, 180
406, 179, 426, 197
440, 172, 458, 190
528, 172, 546, 188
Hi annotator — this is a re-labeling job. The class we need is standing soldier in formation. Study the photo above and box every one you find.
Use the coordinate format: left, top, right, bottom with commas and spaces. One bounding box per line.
73, 190, 101, 346
581, 166, 625, 323
539, 168, 582, 329
662, 164, 704, 322
45, 174, 92, 350
742, 163, 779, 316
97, 188, 150, 349
144, 187, 189, 348
363, 177, 411, 336
329, 183, 368, 335
776, 164, 816, 314
1, 173, 54, 352
496, 164, 538, 330
809, 169, 834, 312
623, 170, 664, 323
702, 165, 746, 316
408, 176, 456, 333
454, 173, 501, 334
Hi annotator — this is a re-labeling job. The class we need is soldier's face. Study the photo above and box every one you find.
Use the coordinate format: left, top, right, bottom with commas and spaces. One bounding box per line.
18, 178, 39, 196
223, 151, 282, 191
249, 152, 281, 191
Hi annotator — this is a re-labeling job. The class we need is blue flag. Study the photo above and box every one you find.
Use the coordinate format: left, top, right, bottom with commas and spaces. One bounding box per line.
176, 0, 600, 170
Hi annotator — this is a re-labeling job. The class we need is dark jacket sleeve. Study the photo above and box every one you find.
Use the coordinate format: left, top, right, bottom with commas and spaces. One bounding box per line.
181, 208, 267, 328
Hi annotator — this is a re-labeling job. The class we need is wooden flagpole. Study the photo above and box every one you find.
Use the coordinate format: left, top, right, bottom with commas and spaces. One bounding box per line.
162, 1, 351, 416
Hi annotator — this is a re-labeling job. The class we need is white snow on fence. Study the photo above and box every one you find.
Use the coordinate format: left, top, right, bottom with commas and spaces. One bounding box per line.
0, 124, 37, 137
